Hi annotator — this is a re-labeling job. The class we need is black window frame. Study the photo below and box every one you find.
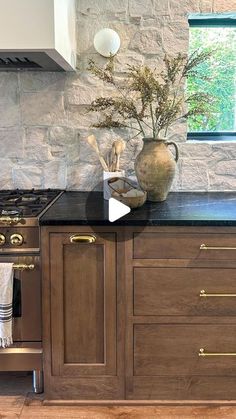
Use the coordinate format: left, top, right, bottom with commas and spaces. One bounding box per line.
187, 15, 236, 141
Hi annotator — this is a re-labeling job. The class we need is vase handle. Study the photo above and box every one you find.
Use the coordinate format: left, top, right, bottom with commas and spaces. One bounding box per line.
167, 141, 179, 163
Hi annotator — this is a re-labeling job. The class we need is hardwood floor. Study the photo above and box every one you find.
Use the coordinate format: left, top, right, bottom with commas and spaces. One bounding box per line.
1, 374, 236, 418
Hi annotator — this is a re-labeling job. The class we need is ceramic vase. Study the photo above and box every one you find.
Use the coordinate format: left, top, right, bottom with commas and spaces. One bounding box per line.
134, 138, 179, 202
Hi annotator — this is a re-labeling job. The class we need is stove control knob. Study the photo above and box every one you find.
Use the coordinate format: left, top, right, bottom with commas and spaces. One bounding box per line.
10, 234, 24, 246
0, 234, 6, 246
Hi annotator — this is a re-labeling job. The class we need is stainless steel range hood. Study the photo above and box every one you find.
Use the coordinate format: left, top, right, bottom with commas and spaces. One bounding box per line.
0, 0, 76, 71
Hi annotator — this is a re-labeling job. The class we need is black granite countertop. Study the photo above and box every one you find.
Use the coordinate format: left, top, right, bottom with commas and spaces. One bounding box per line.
40, 191, 236, 226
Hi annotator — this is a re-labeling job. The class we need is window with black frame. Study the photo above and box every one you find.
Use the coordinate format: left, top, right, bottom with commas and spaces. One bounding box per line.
187, 14, 236, 141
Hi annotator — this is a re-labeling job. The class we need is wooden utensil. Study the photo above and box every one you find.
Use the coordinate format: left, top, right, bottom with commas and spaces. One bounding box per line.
86, 135, 109, 171
110, 143, 116, 172
113, 139, 126, 171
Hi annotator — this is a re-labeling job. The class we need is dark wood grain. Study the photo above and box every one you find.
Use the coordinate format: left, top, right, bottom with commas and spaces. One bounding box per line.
134, 324, 236, 377
42, 225, 236, 402
6, 374, 236, 414
128, 376, 236, 401
124, 234, 135, 400
125, 227, 236, 402
63, 243, 104, 364
134, 267, 236, 316
50, 231, 117, 377
42, 226, 124, 400
133, 232, 236, 260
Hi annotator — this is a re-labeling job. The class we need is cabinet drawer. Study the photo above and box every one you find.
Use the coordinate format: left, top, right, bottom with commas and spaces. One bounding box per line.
129, 376, 236, 400
134, 268, 236, 316
134, 324, 236, 377
133, 232, 236, 260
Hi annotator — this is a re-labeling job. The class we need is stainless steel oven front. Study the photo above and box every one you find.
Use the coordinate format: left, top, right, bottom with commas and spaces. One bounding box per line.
4, 255, 41, 342
0, 253, 43, 393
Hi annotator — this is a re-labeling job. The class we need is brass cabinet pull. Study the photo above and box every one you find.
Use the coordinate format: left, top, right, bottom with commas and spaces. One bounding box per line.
0, 347, 42, 354
70, 234, 96, 244
199, 348, 236, 357
13, 264, 35, 271
200, 289, 236, 298
0, 217, 25, 226
200, 243, 236, 250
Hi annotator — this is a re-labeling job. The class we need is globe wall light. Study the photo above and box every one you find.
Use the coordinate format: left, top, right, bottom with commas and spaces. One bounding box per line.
93, 28, 121, 57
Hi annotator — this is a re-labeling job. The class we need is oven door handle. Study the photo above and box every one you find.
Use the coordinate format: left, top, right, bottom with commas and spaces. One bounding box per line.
0, 217, 25, 226
13, 264, 35, 271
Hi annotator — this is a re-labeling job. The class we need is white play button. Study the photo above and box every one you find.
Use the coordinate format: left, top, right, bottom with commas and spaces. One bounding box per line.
109, 198, 131, 222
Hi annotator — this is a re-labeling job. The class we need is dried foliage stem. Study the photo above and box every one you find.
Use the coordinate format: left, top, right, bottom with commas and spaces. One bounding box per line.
150, 103, 156, 138
88, 50, 214, 140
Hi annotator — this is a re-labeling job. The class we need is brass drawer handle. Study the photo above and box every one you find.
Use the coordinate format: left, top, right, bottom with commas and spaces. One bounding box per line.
0, 347, 42, 354
200, 243, 236, 250
199, 348, 236, 357
200, 289, 236, 298
0, 217, 25, 226
13, 264, 35, 271
70, 234, 96, 244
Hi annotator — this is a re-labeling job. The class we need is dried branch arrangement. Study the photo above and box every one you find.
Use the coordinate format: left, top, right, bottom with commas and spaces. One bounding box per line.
87, 51, 214, 139
86, 135, 126, 172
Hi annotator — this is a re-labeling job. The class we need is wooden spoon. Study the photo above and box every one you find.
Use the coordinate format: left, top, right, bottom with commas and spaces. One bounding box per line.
113, 139, 126, 171
110, 143, 116, 172
86, 135, 109, 171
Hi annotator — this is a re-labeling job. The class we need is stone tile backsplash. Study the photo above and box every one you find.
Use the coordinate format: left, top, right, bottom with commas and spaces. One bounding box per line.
0, 0, 235, 191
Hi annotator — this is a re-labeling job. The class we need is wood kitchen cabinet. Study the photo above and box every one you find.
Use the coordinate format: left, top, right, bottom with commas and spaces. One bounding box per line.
125, 227, 236, 401
42, 226, 125, 400
42, 225, 236, 402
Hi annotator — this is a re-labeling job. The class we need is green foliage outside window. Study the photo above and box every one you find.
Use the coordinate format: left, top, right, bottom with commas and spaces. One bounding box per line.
188, 27, 236, 132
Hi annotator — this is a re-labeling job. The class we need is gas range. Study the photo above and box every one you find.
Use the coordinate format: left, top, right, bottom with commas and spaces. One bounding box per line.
0, 189, 63, 393
0, 189, 63, 252
0, 189, 63, 227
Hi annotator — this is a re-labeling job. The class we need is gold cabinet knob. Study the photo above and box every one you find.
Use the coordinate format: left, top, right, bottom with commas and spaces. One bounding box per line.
0, 234, 6, 246
10, 234, 24, 246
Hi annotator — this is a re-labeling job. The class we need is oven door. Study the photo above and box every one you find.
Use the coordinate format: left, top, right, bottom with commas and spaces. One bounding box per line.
0, 255, 41, 342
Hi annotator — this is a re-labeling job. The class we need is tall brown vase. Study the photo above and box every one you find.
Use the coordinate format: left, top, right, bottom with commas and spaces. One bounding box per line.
135, 137, 179, 202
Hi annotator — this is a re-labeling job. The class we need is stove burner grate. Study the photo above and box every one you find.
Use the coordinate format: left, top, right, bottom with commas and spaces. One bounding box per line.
1, 208, 22, 216
0, 189, 62, 218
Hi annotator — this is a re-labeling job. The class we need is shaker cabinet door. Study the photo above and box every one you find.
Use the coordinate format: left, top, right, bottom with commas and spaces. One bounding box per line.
49, 232, 117, 377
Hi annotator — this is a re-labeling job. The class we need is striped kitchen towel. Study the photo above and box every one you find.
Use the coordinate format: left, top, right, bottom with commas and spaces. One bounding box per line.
0, 263, 14, 348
